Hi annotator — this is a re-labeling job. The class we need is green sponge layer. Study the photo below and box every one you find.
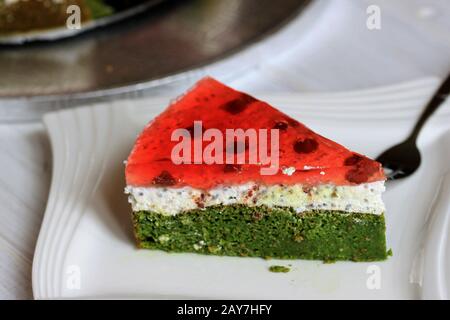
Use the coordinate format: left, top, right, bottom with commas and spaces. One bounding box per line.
133, 205, 388, 262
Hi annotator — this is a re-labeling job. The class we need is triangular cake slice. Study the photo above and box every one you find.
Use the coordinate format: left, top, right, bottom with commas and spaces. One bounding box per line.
125, 77, 389, 262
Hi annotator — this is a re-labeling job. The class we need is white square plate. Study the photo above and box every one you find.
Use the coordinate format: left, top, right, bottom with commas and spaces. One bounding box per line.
33, 78, 450, 299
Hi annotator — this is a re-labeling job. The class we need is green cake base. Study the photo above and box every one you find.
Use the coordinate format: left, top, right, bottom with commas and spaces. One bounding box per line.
133, 205, 389, 262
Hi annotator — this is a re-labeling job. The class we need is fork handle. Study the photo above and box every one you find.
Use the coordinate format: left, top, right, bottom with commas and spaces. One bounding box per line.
410, 74, 450, 141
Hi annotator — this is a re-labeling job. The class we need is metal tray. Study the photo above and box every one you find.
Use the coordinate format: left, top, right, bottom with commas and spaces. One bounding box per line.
0, 0, 318, 122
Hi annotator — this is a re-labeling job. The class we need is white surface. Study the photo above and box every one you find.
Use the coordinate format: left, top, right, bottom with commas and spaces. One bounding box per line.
231, 0, 450, 92
32, 79, 450, 299
1, 0, 450, 299
421, 171, 450, 299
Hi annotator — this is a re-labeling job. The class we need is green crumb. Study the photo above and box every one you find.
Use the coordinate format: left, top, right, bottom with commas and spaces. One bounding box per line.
323, 259, 336, 264
387, 248, 393, 257
133, 204, 389, 262
269, 265, 290, 273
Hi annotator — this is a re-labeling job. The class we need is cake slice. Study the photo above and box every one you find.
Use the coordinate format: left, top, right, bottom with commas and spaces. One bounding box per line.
125, 77, 389, 262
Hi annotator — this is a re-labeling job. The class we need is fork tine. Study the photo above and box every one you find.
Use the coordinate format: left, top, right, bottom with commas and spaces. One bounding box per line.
387, 168, 409, 180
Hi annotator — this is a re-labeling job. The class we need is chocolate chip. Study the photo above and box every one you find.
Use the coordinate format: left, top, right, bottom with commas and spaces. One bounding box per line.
224, 164, 242, 173
346, 169, 366, 183
152, 170, 177, 186
345, 159, 380, 184
273, 120, 289, 130
286, 117, 300, 128
344, 154, 364, 166
222, 94, 256, 114
294, 138, 318, 154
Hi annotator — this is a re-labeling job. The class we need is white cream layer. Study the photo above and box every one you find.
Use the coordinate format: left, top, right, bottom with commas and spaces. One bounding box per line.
125, 181, 385, 216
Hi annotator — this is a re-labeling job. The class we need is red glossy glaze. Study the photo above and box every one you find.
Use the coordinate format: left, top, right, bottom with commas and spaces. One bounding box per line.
126, 78, 385, 189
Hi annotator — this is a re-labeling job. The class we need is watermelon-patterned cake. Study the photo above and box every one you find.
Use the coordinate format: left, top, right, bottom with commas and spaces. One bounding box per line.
125, 78, 389, 262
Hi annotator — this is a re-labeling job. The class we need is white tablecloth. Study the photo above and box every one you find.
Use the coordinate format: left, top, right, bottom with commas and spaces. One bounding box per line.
1, 0, 450, 299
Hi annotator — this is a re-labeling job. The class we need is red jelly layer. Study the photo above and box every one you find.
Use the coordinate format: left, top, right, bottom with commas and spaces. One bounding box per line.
126, 77, 385, 189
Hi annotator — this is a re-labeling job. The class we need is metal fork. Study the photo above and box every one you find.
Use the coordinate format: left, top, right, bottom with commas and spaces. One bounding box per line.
376, 74, 450, 180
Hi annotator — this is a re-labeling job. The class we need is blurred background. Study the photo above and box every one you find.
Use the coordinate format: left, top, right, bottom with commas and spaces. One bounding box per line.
0, 0, 449, 299
1, 0, 449, 119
